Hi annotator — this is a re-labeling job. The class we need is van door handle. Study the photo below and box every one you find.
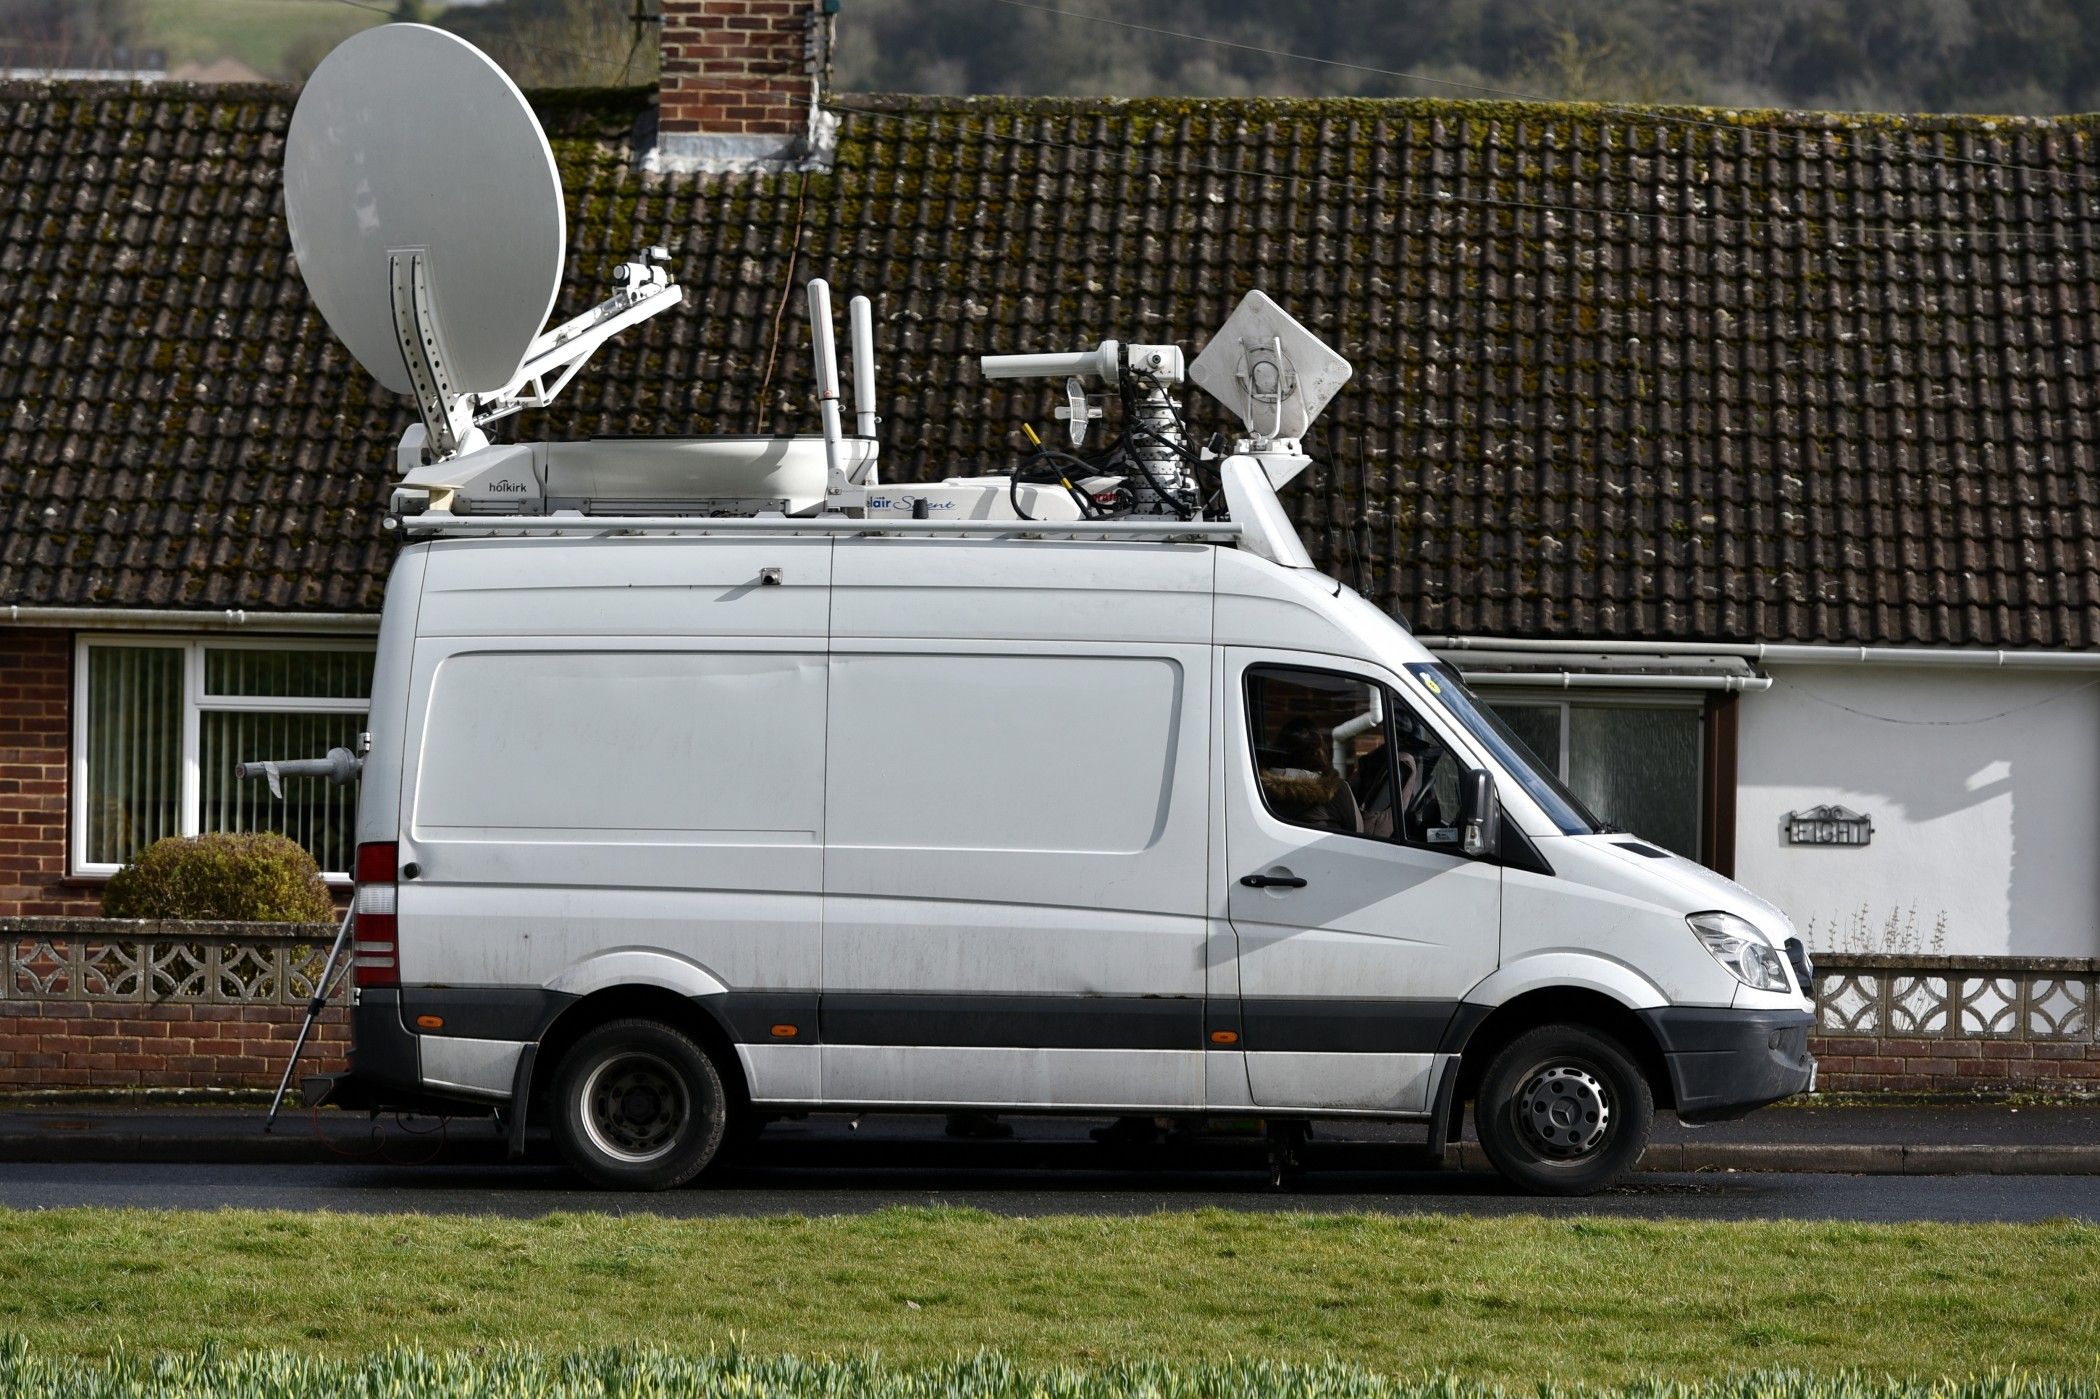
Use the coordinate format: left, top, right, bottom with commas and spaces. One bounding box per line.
1240, 872, 1308, 889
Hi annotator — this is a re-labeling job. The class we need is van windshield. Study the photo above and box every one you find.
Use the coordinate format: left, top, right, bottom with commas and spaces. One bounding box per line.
1405, 663, 1602, 836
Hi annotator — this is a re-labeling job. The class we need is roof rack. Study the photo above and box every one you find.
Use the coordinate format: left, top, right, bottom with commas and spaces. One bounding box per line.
385, 514, 1242, 541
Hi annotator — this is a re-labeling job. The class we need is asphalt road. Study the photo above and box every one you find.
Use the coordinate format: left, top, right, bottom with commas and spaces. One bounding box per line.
1, 1115, 2095, 1222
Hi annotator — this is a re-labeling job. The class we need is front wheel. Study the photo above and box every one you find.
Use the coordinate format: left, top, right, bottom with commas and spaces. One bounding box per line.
550, 1019, 728, 1190
1474, 1023, 1653, 1196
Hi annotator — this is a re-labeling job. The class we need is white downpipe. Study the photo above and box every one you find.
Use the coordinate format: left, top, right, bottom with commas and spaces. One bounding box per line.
1458, 670, 1772, 693
1424, 634, 2100, 672
5, 606, 378, 633
806, 279, 844, 486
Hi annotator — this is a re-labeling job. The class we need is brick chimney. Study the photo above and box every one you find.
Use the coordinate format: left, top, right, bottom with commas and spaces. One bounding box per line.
654, 0, 838, 172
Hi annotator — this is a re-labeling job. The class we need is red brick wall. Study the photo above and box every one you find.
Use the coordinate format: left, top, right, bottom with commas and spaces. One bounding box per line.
0, 630, 97, 917
1812, 1036, 2100, 1093
0, 999, 346, 1090
660, 0, 814, 137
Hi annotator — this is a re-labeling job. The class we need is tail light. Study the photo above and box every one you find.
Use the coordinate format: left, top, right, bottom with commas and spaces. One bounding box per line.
353, 841, 400, 988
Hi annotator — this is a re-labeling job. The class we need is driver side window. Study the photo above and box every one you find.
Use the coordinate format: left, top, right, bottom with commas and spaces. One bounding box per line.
1244, 665, 1466, 852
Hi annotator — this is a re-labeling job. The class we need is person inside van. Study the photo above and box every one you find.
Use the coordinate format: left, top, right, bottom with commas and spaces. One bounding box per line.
1355, 744, 1396, 839
1259, 717, 1361, 832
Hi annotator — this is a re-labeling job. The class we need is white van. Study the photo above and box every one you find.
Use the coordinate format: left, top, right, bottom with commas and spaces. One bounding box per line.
314, 520, 1814, 1196
279, 30, 1814, 1194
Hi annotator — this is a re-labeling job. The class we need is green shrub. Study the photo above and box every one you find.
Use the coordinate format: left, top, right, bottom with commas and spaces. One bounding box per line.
100, 832, 336, 924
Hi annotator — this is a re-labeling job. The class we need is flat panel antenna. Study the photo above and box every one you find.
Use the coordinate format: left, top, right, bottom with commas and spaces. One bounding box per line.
1189, 291, 1352, 445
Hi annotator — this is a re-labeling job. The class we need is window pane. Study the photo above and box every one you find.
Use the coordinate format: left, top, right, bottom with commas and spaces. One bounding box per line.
1566, 705, 1702, 858
84, 646, 184, 865
198, 710, 365, 874
204, 648, 373, 699
1487, 702, 1563, 776
1247, 667, 1388, 838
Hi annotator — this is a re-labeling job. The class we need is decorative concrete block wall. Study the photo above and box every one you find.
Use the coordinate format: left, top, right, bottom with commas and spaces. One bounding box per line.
1811, 954, 2099, 1092
2, 918, 344, 1091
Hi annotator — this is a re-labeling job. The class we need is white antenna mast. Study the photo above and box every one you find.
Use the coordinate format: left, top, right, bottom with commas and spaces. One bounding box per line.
807, 278, 846, 495
849, 294, 878, 439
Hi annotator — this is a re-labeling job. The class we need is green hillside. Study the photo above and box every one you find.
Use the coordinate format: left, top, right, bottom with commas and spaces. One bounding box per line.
136, 0, 380, 80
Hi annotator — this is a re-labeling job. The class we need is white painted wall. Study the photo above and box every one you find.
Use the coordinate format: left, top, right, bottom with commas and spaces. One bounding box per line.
1734, 665, 2100, 957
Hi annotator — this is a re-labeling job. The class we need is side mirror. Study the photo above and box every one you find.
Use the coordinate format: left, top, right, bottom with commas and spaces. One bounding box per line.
1459, 769, 1500, 859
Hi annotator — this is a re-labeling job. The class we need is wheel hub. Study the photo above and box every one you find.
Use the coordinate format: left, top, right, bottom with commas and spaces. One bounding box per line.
581, 1053, 687, 1164
1517, 1063, 1611, 1158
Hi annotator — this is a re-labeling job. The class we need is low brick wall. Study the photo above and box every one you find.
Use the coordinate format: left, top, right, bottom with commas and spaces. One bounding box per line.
5, 921, 2097, 1096
2, 917, 346, 1091
1811, 954, 2099, 1093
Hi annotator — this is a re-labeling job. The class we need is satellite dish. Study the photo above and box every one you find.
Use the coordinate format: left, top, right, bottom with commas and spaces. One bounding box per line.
283, 24, 566, 398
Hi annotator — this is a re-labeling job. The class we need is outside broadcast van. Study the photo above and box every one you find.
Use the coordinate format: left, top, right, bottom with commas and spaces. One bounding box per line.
314, 526, 1816, 1196
283, 22, 1817, 1197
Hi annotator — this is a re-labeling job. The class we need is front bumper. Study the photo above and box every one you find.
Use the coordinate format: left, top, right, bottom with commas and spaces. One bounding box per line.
1638, 1006, 1816, 1123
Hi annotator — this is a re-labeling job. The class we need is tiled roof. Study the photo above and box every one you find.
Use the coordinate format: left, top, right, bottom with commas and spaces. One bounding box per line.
6, 83, 2100, 646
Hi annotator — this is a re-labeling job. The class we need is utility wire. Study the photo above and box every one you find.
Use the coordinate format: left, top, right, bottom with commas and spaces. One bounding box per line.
982, 0, 2096, 190
326, 0, 645, 80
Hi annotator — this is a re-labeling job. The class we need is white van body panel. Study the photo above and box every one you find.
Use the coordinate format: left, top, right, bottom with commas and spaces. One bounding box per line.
420, 1034, 525, 1098
352, 533, 1813, 1126
387, 540, 832, 1105
818, 540, 1213, 1108
541, 948, 731, 1001
414, 536, 833, 639
1498, 837, 1759, 1009
355, 543, 428, 847
1461, 951, 1669, 1012
831, 538, 1212, 644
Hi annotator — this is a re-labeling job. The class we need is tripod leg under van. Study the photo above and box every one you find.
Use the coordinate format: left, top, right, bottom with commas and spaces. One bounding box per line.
264, 902, 354, 1134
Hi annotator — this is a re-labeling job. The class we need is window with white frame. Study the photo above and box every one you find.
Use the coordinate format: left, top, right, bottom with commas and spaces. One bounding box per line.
1484, 693, 1705, 860
74, 638, 374, 879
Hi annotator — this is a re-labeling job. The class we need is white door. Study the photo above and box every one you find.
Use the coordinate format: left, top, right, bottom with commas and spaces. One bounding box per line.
1222, 651, 1501, 1113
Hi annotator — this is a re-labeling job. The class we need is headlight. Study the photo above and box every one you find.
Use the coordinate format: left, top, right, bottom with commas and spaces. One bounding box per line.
1688, 911, 1791, 992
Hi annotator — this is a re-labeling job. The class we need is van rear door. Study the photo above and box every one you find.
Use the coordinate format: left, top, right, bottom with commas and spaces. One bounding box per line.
1220, 649, 1501, 1113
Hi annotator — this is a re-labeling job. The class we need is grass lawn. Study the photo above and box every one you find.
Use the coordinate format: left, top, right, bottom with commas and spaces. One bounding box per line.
1, 1207, 2097, 1385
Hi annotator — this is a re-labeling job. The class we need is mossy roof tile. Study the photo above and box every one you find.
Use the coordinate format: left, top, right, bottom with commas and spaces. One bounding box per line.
5, 83, 2100, 643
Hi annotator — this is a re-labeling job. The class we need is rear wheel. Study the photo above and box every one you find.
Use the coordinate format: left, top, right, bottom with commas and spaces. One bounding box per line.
1474, 1023, 1653, 1196
550, 1018, 727, 1190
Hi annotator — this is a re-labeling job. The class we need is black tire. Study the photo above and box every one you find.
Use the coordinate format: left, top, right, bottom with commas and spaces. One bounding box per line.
1473, 1023, 1653, 1196
549, 1018, 728, 1190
